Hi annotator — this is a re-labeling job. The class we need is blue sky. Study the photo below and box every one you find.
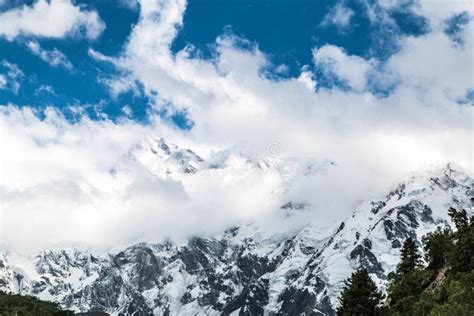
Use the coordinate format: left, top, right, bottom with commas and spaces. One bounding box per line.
0, 0, 144, 120
0, 0, 441, 124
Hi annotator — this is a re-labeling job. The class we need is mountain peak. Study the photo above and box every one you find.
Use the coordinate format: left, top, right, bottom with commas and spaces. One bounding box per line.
130, 137, 204, 177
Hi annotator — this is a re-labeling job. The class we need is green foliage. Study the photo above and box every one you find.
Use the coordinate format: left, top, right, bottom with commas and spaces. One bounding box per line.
395, 237, 422, 277
423, 228, 452, 269
447, 207, 469, 230
430, 303, 472, 316
337, 268, 381, 316
0, 291, 73, 316
425, 271, 474, 315
386, 269, 435, 314
338, 207, 474, 316
382, 208, 474, 315
447, 209, 473, 273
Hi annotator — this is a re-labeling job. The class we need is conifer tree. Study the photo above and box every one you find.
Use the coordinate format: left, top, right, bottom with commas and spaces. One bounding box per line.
423, 228, 452, 269
384, 208, 474, 315
337, 268, 381, 316
396, 237, 422, 276
447, 207, 469, 230
448, 208, 473, 272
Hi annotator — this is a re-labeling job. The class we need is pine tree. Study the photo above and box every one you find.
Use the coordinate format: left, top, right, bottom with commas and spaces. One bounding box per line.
337, 268, 381, 316
448, 207, 469, 230
448, 208, 473, 272
396, 237, 422, 276
384, 208, 474, 315
423, 228, 452, 269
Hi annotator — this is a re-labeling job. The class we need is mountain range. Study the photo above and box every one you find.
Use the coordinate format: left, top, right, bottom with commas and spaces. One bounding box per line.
1, 138, 472, 315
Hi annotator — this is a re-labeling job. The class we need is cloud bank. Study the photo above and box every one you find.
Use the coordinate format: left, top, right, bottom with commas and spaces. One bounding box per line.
1, 0, 472, 252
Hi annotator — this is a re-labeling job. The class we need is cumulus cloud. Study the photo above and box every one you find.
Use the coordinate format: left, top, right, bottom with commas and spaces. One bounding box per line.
26, 40, 74, 70
321, 3, 354, 30
368, 0, 474, 102
388, 32, 473, 102
313, 45, 375, 91
0, 0, 105, 41
1, 0, 473, 252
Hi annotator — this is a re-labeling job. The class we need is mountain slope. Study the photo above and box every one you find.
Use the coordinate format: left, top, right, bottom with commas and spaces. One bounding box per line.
0, 163, 471, 315
273, 163, 472, 314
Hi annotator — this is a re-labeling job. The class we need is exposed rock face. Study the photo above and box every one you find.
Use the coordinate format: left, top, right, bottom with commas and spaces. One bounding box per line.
0, 164, 472, 315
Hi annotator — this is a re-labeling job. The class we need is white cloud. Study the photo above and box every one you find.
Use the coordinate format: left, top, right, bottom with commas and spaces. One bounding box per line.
88, 48, 118, 64
95, 0, 474, 184
88, 48, 140, 97
387, 31, 473, 102
322, 3, 354, 30
373, 0, 473, 36
411, 0, 473, 32
26, 40, 74, 70
313, 45, 375, 91
101, 76, 139, 98
34, 84, 57, 96
0, 75, 6, 89
0, 0, 105, 41
0, 60, 24, 94
364, 0, 474, 102
0, 105, 283, 251
122, 104, 133, 117
118, 0, 139, 11
1, 0, 473, 252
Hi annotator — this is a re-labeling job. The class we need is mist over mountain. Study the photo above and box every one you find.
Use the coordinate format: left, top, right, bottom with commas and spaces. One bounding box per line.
1, 139, 472, 314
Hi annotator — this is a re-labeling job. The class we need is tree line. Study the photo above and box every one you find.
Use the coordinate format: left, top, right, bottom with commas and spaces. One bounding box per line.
0, 290, 73, 315
337, 207, 474, 315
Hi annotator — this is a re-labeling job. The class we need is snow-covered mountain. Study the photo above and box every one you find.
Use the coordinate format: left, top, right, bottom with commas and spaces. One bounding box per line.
0, 138, 472, 315
129, 137, 206, 177
125, 137, 333, 186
